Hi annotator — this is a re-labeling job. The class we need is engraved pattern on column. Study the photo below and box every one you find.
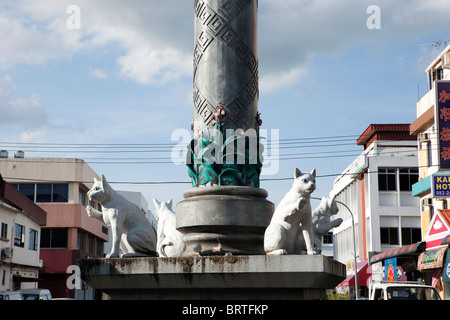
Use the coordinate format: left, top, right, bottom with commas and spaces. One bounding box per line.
193, 0, 258, 127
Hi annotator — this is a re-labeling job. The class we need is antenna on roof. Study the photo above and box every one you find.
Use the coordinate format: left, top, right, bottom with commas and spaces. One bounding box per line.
418, 40, 450, 48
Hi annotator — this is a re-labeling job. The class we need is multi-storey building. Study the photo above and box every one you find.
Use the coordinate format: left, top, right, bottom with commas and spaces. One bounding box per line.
409, 44, 450, 299
331, 124, 420, 296
0, 155, 108, 299
0, 175, 47, 292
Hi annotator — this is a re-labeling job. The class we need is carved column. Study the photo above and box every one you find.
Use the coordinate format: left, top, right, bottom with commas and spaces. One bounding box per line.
192, 0, 258, 132
177, 0, 273, 256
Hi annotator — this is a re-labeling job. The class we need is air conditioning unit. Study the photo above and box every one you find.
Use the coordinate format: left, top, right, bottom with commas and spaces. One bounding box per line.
418, 132, 430, 142
1, 247, 13, 259
443, 52, 450, 69
14, 150, 24, 158
0, 150, 8, 158
422, 198, 433, 207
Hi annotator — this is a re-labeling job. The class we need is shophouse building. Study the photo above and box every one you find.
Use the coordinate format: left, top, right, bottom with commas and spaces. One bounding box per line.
408, 44, 450, 299
331, 124, 420, 296
0, 175, 47, 292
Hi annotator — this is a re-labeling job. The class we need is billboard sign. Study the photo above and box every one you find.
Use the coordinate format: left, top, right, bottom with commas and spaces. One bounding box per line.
436, 80, 450, 170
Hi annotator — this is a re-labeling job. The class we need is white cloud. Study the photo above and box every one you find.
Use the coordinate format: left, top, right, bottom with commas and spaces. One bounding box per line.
89, 68, 107, 79
260, 66, 308, 93
2, 0, 450, 92
0, 74, 48, 141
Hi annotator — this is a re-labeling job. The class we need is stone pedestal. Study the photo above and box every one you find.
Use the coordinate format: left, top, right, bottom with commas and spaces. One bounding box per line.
79, 255, 346, 300
176, 186, 274, 256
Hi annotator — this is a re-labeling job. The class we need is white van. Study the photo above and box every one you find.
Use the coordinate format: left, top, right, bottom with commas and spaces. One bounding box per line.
20, 289, 52, 300
0, 291, 24, 300
369, 281, 441, 300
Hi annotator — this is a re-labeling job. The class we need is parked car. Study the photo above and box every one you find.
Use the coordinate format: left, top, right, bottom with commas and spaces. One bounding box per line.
20, 289, 52, 300
369, 281, 441, 300
0, 291, 23, 300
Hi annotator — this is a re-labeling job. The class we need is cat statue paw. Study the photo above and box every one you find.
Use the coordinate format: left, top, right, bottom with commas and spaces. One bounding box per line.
86, 175, 157, 258
312, 195, 343, 251
153, 199, 186, 257
264, 168, 316, 255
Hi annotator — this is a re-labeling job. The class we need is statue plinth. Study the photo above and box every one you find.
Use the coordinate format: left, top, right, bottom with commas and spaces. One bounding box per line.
79, 255, 346, 300
176, 186, 274, 256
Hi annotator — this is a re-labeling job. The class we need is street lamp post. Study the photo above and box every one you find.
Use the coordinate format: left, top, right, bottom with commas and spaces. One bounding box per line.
335, 200, 358, 300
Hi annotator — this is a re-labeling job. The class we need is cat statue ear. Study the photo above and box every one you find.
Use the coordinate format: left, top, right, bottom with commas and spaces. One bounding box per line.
153, 199, 161, 211
101, 175, 112, 192
166, 199, 173, 210
294, 168, 316, 179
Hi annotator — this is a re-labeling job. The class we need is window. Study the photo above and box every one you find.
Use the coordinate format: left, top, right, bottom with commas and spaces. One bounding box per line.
12, 183, 68, 203
322, 232, 333, 244
79, 188, 86, 206
380, 227, 399, 245
1, 223, 7, 239
29, 229, 38, 251
40, 228, 68, 249
77, 230, 84, 250
52, 184, 68, 202
17, 184, 36, 202
399, 169, 419, 192
378, 168, 419, 192
14, 224, 25, 247
36, 184, 52, 202
87, 234, 93, 254
96, 238, 102, 256
378, 169, 396, 191
401, 228, 421, 245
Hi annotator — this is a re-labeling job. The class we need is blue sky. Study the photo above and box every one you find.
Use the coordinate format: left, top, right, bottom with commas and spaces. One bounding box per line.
1, 0, 450, 212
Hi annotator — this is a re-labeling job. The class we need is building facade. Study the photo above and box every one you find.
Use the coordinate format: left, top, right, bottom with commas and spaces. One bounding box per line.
331, 124, 420, 295
0, 175, 47, 292
410, 44, 450, 299
0, 157, 108, 298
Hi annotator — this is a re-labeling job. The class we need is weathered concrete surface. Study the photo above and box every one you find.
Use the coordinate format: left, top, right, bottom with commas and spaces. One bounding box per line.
176, 186, 274, 256
79, 255, 345, 300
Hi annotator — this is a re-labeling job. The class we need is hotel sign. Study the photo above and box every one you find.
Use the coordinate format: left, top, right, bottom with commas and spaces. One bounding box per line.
432, 173, 450, 197
436, 80, 450, 170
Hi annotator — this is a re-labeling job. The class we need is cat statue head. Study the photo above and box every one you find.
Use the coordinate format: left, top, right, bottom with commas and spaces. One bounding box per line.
153, 199, 174, 221
292, 168, 316, 196
87, 175, 113, 205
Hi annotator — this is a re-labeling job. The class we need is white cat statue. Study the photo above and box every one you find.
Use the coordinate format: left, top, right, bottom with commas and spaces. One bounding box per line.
311, 195, 343, 252
264, 168, 317, 255
153, 199, 186, 257
86, 175, 156, 258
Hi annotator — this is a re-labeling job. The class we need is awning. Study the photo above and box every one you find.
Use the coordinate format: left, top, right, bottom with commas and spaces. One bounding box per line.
337, 261, 371, 287
369, 242, 426, 265
442, 235, 450, 246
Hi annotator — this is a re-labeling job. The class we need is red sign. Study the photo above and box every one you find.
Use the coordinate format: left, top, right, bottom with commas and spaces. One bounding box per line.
436, 81, 450, 169
425, 209, 450, 249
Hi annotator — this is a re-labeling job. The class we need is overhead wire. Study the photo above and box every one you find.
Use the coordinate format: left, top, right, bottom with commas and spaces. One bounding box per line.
0, 130, 426, 184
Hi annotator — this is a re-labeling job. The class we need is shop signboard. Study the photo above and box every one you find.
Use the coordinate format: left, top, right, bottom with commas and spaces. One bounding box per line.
384, 257, 397, 281
418, 247, 447, 271
443, 251, 450, 282
436, 80, 450, 170
432, 173, 450, 198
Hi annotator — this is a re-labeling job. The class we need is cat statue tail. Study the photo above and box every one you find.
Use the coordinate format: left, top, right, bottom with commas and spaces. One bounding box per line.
159, 239, 174, 258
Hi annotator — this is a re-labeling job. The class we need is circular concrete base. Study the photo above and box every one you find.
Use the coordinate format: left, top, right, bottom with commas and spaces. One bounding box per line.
176, 186, 274, 256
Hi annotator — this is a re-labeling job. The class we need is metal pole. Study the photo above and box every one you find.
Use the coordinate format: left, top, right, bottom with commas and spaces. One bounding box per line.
335, 200, 358, 300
